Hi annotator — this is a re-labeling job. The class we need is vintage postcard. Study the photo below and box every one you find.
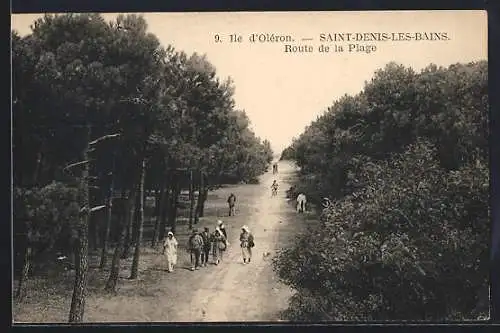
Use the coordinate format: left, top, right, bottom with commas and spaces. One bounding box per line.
11, 10, 488, 323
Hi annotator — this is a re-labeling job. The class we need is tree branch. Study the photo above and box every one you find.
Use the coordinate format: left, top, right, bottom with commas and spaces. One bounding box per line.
90, 205, 106, 213
63, 160, 91, 171
89, 133, 121, 146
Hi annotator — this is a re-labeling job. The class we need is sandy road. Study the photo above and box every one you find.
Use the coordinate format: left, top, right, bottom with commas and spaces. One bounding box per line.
169, 161, 297, 322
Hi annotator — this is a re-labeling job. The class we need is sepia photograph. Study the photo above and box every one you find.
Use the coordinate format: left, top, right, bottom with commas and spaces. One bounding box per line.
11, 10, 489, 323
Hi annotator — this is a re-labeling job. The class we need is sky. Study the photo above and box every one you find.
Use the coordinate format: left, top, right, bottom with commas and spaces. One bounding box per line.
11, 11, 487, 154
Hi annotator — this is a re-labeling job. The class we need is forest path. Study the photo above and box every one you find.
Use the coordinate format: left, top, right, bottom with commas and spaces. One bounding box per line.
13, 161, 303, 323
167, 160, 297, 322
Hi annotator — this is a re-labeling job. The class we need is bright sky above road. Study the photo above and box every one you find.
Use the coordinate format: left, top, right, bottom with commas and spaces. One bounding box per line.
11, 11, 487, 154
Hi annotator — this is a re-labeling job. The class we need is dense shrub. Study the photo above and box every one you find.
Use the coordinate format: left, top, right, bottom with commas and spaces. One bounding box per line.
275, 61, 489, 320
14, 182, 80, 275
290, 61, 488, 203
280, 146, 295, 161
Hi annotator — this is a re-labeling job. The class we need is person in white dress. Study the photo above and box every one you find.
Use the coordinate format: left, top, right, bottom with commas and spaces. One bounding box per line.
296, 193, 307, 213
162, 231, 178, 272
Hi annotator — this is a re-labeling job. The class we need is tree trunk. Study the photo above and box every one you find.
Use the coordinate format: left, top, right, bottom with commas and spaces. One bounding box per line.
197, 173, 209, 218
91, 215, 99, 251
188, 169, 195, 229
32, 149, 43, 186
194, 171, 203, 224
16, 229, 32, 301
130, 158, 146, 279
151, 176, 166, 247
100, 156, 115, 269
199, 187, 208, 218
168, 180, 181, 234
105, 182, 137, 293
158, 185, 171, 241
154, 187, 161, 217
68, 126, 91, 323
115, 188, 127, 243
121, 194, 136, 259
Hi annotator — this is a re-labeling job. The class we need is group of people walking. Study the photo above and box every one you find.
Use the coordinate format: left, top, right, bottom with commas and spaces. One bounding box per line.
187, 220, 228, 270
162, 162, 286, 273
161, 220, 255, 272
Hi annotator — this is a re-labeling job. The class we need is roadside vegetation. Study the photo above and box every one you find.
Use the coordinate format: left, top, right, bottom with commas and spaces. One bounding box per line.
276, 61, 489, 320
12, 13, 273, 322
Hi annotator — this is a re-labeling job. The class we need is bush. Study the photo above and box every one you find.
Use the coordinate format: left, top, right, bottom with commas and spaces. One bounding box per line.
275, 61, 489, 321
14, 182, 80, 276
274, 141, 489, 320
287, 61, 488, 204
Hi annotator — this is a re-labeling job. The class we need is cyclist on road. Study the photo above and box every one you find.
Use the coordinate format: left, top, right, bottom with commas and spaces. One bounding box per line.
271, 180, 279, 197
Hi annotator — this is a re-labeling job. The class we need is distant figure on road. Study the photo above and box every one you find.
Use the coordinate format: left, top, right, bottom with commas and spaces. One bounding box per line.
162, 231, 178, 272
227, 193, 237, 216
188, 228, 204, 271
272, 163, 278, 174
240, 225, 254, 264
296, 193, 307, 213
212, 226, 227, 265
271, 180, 279, 197
200, 227, 211, 267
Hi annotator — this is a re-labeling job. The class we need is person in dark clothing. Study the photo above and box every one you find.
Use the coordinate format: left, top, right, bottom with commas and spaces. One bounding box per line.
286, 185, 296, 199
187, 228, 204, 271
200, 227, 211, 267
227, 193, 237, 216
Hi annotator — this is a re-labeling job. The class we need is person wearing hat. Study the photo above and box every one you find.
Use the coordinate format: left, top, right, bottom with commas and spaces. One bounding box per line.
187, 228, 204, 271
217, 220, 228, 240
239, 225, 254, 264
200, 227, 211, 267
212, 226, 227, 265
217, 220, 229, 257
162, 231, 178, 272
